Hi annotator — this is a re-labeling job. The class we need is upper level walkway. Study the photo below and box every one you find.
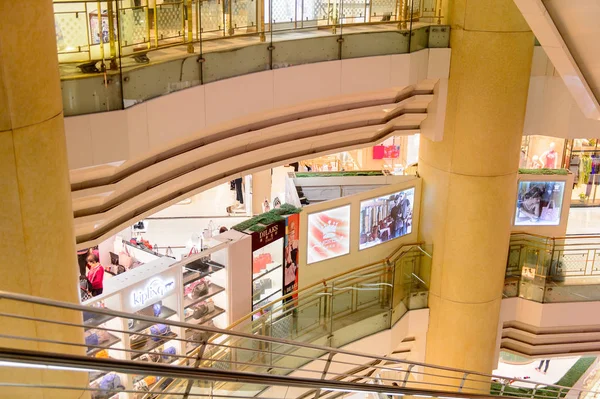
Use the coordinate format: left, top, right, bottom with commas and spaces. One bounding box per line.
52, 0, 449, 116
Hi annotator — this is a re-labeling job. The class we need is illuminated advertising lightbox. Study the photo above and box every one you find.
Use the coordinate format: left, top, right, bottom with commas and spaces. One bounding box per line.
359, 187, 415, 250
307, 205, 350, 264
514, 181, 565, 226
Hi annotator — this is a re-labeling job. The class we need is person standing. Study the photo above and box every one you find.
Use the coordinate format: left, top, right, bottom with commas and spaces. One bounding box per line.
535, 359, 550, 374
86, 253, 105, 297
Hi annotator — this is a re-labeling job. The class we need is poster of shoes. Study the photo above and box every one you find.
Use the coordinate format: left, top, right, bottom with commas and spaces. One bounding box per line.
307, 205, 350, 264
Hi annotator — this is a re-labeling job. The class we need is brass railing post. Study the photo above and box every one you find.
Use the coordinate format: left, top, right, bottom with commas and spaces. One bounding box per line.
186, 0, 194, 52
397, 0, 407, 29
107, 0, 118, 69
227, 0, 234, 35
257, 0, 265, 41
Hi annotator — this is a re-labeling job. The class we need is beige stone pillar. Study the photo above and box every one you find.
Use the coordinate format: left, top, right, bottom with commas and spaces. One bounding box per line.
252, 170, 273, 214
418, 0, 534, 380
0, 2, 89, 398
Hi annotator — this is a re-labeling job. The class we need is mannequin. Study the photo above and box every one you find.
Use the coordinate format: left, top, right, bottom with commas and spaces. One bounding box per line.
540, 142, 558, 169
530, 155, 543, 169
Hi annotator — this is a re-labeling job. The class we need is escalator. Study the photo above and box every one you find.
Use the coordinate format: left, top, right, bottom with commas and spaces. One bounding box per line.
0, 241, 591, 399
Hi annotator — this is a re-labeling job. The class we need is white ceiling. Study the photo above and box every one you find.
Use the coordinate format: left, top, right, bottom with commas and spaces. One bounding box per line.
514, 0, 600, 119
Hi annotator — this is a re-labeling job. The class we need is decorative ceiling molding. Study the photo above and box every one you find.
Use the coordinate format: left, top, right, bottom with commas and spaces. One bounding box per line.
71, 81, 439, 249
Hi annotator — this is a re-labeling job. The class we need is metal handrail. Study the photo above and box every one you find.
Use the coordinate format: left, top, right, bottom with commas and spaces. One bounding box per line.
226, 241, 423, 330
0, 347, 499, 399
0, 289, 596, 399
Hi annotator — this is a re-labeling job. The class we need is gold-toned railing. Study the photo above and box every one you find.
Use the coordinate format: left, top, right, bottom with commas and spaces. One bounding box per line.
505, 232, 600, 303
53, 0, 444, 66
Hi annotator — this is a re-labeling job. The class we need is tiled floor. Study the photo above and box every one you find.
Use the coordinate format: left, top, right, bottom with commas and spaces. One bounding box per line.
493, 356, 581, 388
567, 207, 600, 235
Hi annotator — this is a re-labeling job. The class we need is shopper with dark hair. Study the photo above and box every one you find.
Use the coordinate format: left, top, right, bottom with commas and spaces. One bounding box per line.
87, 253, 104, 297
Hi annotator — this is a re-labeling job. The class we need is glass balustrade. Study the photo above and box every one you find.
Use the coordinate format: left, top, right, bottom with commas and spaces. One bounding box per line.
53, 0, 449, 116
505, 233, 600, 303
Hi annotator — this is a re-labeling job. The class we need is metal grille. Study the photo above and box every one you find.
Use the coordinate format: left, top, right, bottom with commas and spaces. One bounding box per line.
271, 314, 293, 340
560, 252, 588, 275
157, 2, 184, 40
232, 0, 257, 30
200, 0, 224, 33
342, 0, 367, 20
55, 13, 89, 52
370, 0, 396, 21
119, 8, 149, 47
298, 0, 329, 26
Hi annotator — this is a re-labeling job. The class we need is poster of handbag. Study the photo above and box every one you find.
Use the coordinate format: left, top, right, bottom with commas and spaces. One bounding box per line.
514, 181, 565, 226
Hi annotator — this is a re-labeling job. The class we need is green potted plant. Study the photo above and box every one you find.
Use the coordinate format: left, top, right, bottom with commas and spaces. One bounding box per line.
579, 193, 588, 203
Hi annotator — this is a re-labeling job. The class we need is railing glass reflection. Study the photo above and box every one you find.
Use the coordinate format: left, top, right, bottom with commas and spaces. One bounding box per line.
505, 233, 600, 303
53, 0, 448, 115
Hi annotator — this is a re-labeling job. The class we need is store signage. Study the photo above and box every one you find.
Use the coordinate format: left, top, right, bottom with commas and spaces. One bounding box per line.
131, 277, 175, 308
252, 220, 286, 250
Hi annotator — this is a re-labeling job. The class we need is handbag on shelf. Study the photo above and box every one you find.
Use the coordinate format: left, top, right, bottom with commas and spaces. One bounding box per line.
119, 246, 133, 269
185, 278, 210, 300
192, 299, 215, 320
136, 301, 162, 318
130, 334, 148, 349
161, 346, 177, 362
165, 246, 175, 258
541, 200, 559, 221
139, 352, 161, 363
149, 324, 172, 342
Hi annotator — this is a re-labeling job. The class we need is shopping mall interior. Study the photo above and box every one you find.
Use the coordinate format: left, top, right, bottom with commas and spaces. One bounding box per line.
3, 0, 600, 398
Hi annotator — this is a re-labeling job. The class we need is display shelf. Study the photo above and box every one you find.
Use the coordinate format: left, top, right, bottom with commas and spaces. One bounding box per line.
183, 284, 225, 309
83, 312, 115, 328
182, 261, 225, 285
130, 334, 177, 360
128, 306, 177, 334
253, 289, 282, 308
86, 334, 121, 357
252, 263, 282, 281
184, 305, 226, 325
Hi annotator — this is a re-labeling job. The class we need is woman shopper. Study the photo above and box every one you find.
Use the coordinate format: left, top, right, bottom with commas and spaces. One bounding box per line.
86, 253, 104, 297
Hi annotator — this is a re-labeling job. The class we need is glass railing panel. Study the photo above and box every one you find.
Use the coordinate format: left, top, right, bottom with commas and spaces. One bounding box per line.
118, 3, 151, 53
201, 43, 271, 83
369, 0, 397, 23
199, 0, 227, 39
272, 36, 340, 67
341, 30, 410, 59
409, 25, 429, 53
155, 1, 186, 47
340, 0, 368, 25
505, 234, 600, 303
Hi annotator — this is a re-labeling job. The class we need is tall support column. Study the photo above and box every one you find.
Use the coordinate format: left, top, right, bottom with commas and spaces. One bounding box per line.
252, 169, 273, 214
0, 2, 88, 398
418, 0, 534, 377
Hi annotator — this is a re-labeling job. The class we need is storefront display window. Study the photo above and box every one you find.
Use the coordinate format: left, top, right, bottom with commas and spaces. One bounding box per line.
359, 188, 415, 250
301, 135, 420, 175
519, 136, 566, 170
514, 181, 565, 226
251, 220, 285, 314
566, 138, 600, 206
307, 205, 350, 264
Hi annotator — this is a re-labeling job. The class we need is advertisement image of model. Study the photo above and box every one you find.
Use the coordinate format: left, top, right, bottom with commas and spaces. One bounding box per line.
307, 205, 350, 264
359, 188, 415, 250
283, 214, 300, 303
514, 181, 565, 226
